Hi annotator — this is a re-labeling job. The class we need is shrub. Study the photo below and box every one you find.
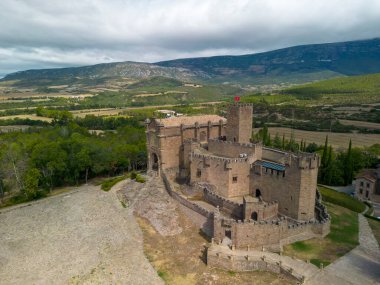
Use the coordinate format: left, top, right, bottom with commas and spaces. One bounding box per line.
101, 175, 128, 191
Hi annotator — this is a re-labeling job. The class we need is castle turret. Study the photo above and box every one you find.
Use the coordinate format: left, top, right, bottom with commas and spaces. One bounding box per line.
226, 103, 253, 143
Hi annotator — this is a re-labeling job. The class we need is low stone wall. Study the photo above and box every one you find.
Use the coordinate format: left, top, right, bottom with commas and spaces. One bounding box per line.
203, 187, 243, 218
207, 247, 304, 283
162, 171, 214, 236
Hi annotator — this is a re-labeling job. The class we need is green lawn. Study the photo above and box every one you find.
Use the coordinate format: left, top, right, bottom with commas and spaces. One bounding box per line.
319, 186, 366, 213
283, 202, 359, 267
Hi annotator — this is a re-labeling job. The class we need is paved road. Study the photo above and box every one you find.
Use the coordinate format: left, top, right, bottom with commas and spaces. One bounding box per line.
0, 185, 163, 285
373, 202, 380, 218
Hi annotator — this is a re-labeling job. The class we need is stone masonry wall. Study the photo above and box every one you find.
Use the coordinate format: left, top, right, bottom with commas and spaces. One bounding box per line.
208, 139, 259, 159
250, 154, 319, 221
190, 153, 251, 198
226, 104, 253, 143
203, 187, 243, 218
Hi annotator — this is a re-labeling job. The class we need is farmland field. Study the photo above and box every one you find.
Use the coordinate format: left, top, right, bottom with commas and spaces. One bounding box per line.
339, 119, 380, 130
254, 127, 380, 149
0, 114, 52, 122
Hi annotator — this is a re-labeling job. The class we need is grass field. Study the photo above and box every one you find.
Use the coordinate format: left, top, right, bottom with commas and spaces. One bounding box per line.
283, 202, 359, 266
254, 127, 380, 149
319, 186, 366, 213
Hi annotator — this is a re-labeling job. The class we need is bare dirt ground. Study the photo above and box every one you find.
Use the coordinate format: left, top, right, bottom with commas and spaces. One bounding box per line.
117, 176, 295, 285
0, 184, 162, 285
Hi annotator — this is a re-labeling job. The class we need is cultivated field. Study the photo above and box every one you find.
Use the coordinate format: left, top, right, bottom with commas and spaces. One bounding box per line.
255, 127, 380, 149
0, 114, 52, 122
339, 119, 380, 130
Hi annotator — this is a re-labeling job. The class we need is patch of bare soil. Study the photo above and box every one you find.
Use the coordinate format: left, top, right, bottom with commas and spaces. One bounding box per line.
131, 177, 295, 285
137, 211, 296, 285
116, 176, 182, 236
0, 184, 162, 285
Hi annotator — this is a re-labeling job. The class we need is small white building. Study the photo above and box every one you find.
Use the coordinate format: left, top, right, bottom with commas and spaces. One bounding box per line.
354, 165, 380, 203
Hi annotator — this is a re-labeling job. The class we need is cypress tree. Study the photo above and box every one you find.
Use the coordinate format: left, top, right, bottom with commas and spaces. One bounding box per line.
282, 134, 285, 150
324, 146, 333, 185
344, 139, 354, 185
321, 135, 328, 168
319, 135, 329, 182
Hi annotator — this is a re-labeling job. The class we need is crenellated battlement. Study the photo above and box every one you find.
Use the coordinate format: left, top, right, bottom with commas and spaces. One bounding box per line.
208, 138, 260, 148
191, 151, 250, 163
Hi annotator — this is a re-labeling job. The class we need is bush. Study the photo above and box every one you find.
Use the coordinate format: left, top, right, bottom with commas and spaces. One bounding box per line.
101, 175, 128, 192
318, 186, 366, 213
135, 174, 146, 183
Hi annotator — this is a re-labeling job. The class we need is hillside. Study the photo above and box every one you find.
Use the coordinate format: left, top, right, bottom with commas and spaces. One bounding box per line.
241, 73, 380, 107
282, 73, 380, 100
2, 38, 380, 86
1, 62, 209, 84
157, 38, 380, 84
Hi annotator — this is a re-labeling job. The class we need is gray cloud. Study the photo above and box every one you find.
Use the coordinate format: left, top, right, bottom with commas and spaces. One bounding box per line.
1, 0, 380, 77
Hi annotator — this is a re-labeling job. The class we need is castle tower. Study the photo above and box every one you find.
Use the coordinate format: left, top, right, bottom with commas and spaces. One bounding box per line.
226, 103, 253, 143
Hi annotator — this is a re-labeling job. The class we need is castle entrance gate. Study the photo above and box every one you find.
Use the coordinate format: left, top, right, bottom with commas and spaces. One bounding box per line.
151, 153, 159, 171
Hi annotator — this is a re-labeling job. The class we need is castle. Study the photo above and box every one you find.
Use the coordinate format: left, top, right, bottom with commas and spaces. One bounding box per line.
146, 103, 330, 252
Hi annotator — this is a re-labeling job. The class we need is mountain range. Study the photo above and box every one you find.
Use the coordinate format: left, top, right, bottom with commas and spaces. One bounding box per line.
3, 38, 380, 85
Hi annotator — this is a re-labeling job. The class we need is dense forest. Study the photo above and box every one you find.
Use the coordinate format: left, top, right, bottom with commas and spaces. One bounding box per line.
0, 120, 146, 205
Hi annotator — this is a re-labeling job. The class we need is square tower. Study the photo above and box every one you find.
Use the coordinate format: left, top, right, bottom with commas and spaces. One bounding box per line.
226, 103, 253, 143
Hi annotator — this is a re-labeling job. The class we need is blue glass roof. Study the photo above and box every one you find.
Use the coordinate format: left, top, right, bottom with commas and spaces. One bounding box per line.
256, 160, 285, 171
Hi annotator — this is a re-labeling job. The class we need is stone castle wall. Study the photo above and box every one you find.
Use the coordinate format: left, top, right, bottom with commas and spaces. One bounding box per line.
250, 154, 319, 221
208, 139, 260, 159
213, 215, 330, 250
190, 153, 251, 198
203, 187, 243, 218
226, 104, 253, 143
146, 119, 226, 171
243, 199, 278, 221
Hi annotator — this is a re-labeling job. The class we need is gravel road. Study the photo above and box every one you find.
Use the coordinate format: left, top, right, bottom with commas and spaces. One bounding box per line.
0, 184, 163, 285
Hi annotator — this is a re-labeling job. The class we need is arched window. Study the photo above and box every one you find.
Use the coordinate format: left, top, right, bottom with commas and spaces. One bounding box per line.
251, 212, 258, 221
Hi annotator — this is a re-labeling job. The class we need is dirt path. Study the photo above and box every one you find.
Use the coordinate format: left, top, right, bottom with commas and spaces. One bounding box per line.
0, 184, 163, 285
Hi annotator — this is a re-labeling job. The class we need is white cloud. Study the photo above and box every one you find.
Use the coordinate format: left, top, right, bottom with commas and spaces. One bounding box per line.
1, 0, 380, 76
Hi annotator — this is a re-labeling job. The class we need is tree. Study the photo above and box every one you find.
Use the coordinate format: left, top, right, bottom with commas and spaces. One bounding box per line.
24, 168, 41, 199
273, 133, 282, 149
324, 146, 333, 185
343, 139, 354, 185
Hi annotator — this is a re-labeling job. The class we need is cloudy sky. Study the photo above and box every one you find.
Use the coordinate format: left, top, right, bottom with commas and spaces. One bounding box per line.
1, 0, 380, 77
